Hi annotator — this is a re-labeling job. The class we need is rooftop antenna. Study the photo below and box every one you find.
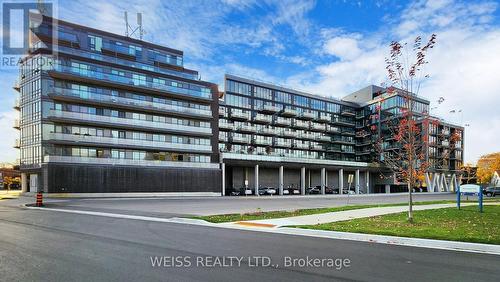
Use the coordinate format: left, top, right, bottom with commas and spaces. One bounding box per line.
124, 11, 145, 40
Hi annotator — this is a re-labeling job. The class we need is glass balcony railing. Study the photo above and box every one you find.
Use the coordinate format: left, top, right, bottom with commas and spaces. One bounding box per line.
14, 98, 20, 110
275, 117, 291, 126
46, 133, 212, 153
44, 155, 218, 169
50, 87, 212, 118
51, 64, 211, 100
14, 138, 21, 148
52, 45, 196, 80
47, 110, 212, 135
13, 118, 20, 129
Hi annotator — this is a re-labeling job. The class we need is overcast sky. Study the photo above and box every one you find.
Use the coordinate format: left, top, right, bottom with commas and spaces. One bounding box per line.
1, 0, 499, 164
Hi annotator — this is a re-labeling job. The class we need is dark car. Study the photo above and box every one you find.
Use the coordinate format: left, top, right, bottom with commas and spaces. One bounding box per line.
306, 186, 321, 194
9, 183, 20, 190
483, 187, 500, 197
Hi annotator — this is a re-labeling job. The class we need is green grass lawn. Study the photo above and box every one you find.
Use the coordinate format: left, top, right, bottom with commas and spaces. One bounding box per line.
193, 199, 499, 223
298, 205, 500, 245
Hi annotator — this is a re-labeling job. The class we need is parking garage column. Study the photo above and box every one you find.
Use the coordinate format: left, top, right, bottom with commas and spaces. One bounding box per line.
279, 166, 284, 195
21, 173, 28, 193
339, 169, 344, 194
221, 163, 225, 196
385, 184, 391, 194
355, 169, 360, 194
365, 171, 370, 194
300, 167, 306, 195
321, 167, 326, 194
255, 164, 259, 196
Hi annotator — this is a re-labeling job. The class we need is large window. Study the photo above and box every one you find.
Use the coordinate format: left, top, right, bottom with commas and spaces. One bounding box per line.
293, 95, 309, 107
225, 94, 251, 109
226, 80, 251, 96
275, 91, 291, 104
254, 86, 272, 100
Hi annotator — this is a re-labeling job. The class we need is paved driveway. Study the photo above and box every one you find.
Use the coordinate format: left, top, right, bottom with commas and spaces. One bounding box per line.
32, 193, 459, 217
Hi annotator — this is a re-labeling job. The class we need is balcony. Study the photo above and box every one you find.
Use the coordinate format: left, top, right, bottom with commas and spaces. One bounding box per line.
275, 117, 291, 126
219, 121, 234, 131
218, 108, 227, 117
46, 133, 213, 153
356, 149, 372, 155
301, 133, 315, 140
236, 124, 256, 133
49, 88, 213, 118
253, 114, 272, 124
14, 138, 20, 148
326, 126, 341, 133
316, 135, 331, 142
341, 108, 356, 116
14, 98, 20, 110
231, 135, 251, 144
281, 107, 297, 117
13, 80, 20, 92
274, 140, 292, 148
258, 127, 276, 136
258, 104, 280, 113
310, 144, 324, 151
327, 146, 342, 153
13, 118, 20, 129
292, 119, 309, 129
355, 131, 371, 138
229, 110, 250, 121
50, 64, 212, 101
318, 114, 331, 123
332, 137, 354, 145
441, 129, 450, 135
341, 129, 356, 136
355, 121, 365, 129
293, 141, 310, 150
47, 110, 212, 136
355, 139, 371, 146
298, 111, 315, 120
441, 141, 450, 147
332, 118, 355, 126
253, 138, 273, 146
282, 130, 297, 138
309, 122, 326, 132
219, 134, 228, 142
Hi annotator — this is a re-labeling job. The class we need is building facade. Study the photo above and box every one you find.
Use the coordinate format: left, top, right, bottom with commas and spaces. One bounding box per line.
14, 16, 464, 195
14, 15, 221, 194
219, 75, 464, 195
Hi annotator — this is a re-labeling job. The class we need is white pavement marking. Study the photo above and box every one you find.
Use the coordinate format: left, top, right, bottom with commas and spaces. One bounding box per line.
24, 204, 500, 256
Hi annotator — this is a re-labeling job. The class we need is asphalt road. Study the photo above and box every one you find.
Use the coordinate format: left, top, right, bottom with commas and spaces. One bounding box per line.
1, 201, 499, 282
40, 193, 459, 217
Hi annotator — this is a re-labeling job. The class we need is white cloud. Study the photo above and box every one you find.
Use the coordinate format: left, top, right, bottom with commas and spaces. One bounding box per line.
323, 34, 363, 61
289, 0, 500, 163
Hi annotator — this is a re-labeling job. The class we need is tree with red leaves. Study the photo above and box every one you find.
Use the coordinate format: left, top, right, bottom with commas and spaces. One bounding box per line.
374, 34, 437, 222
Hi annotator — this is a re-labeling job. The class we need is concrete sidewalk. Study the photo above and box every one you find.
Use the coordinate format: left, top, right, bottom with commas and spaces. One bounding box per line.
239, 203, 483, 227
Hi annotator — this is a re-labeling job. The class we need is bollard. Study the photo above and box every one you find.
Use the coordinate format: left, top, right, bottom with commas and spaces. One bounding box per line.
36, 192, 43, 207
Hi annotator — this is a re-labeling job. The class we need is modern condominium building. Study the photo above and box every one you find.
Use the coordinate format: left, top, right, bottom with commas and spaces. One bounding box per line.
219, 76, 464, 195
14, 15, 221, 194
13, 16, 463, 195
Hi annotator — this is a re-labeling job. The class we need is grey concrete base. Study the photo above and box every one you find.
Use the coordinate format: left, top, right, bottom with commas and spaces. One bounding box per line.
22, 192, 222, 198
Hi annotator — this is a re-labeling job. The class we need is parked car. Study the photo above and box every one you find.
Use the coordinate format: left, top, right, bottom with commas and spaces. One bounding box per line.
9, 183, 20, 190
483, 186, 500, 197
287, 187, 301, 195
258, 187, 276, 195
282, 189, 290, 195
306, 186, 321, 194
